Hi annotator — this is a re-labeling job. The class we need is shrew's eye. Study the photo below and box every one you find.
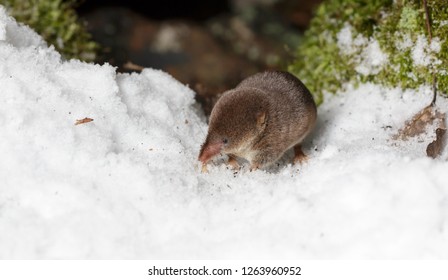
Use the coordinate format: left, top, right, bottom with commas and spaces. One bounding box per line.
223, 138, 228, 144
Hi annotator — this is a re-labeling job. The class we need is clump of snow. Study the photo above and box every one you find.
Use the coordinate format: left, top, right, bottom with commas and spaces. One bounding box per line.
355, 39, 388, 75
337, 23, 443, 77
1, 7, 448, 259
0, 6, 46, 48
336, 24, 388, 76
437, 20, 448, 27
395, 33, 413, 51
412, 35, 442, 68
337, 23, 367, 56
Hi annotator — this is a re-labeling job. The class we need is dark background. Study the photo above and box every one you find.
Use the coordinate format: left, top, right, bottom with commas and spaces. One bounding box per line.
77, 0, 232, 21
76, 0, 322, 114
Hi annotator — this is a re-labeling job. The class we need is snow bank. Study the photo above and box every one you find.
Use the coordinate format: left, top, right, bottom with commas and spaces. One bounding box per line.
1, 7, 448, 259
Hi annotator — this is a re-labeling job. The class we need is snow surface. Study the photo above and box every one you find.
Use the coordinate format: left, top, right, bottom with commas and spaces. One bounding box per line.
1, 7, 448, 259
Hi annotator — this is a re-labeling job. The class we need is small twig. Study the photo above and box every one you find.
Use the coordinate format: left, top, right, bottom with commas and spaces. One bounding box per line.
423, 0, 437, 106
75, 117, 94, 125
431, 75, 437, 106
123, 61, 145, 72
423, 0, 432, 41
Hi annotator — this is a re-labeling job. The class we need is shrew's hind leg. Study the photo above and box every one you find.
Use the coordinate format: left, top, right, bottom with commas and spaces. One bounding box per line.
293, 144, 308, 164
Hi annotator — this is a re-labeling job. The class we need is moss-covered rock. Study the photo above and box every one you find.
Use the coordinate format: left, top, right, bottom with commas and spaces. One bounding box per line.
289, 0, 448, 105
1, 0, 98, 61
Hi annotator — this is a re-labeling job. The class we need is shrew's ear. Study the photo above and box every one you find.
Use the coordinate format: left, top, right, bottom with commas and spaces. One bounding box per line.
256, 111, 267, 128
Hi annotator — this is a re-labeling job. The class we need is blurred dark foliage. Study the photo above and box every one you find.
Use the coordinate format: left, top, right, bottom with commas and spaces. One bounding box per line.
77, 0, 231, 21
76, 0, 322, 115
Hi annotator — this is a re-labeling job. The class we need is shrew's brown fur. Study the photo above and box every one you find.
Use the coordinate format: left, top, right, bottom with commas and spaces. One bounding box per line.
199, 71, 317, 169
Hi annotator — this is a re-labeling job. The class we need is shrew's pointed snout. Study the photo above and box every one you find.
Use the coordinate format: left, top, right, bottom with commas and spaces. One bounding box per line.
198, 142, 223, 164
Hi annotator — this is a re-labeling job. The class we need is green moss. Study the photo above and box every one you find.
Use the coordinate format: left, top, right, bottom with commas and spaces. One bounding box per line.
289, 0, 448, 105
398, 6, 420, 31
1, 0, 98, 61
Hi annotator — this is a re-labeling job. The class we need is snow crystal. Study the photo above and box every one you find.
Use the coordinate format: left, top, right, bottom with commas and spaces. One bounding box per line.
337, 24, 368, 56
337, 24, 388, 75
1, 7, 448, 259
336, 24, 354, 54
355, 39, 388, 76
412, 35, 442, 67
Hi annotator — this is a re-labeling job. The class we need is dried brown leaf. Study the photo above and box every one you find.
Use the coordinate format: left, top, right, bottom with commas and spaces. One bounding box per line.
75, 117, 94, 125
123, 61, 144, 72
426, 128, 446, 158
393, 105, 444, 140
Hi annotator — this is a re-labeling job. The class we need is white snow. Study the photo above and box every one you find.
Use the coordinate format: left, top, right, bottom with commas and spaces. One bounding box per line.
437, 20, 448, 27
1, 7, 448, 259
337, 23, 367, 56
395, 33, 413, 51
337, 23, 444, 76
355, 39, 388, 76
337, 24, 388, 76
412, 35, 442, 68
